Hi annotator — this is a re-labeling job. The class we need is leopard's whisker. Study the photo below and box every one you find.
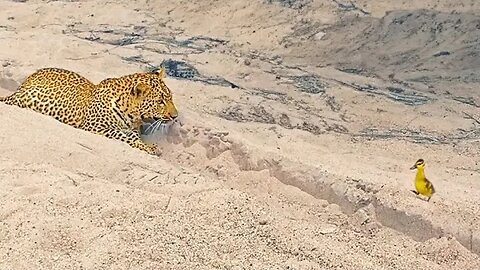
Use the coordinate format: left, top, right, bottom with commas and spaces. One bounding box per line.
144, 119, 162, 135
143, 122, 156, 135
147, 119, 164, 135
158, 122, 167, 134
160, 121, 173, 135
153, 120, 165, 134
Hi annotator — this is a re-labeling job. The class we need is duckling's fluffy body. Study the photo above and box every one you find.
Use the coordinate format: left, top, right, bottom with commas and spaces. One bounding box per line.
410, 159, 436, 202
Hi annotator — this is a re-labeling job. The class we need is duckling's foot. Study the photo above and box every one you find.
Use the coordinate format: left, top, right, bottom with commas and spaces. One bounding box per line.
426, 197, 431, 202
410, 190, 419, 195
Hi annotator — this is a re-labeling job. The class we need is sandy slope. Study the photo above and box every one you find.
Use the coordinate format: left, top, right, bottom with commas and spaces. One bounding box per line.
0, 0, 479, 269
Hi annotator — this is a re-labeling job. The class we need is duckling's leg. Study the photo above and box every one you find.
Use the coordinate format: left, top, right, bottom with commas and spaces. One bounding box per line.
411, 190, 419, 195
426, 196, 431, 202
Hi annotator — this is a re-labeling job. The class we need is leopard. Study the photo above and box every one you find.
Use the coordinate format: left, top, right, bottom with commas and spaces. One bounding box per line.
0, 67, 178, 154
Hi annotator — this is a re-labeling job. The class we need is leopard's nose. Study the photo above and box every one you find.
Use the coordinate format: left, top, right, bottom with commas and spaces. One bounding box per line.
168, 105, 178, 119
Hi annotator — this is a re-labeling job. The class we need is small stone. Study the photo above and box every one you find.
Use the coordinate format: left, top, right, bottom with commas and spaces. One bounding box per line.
259, 219, 268, 225
314, 31, 326, 40
244, 58, 251, 66
318, 224, 337, 235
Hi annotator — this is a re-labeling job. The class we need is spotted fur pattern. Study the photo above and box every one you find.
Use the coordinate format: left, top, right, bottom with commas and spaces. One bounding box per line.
0, 68, 178, 154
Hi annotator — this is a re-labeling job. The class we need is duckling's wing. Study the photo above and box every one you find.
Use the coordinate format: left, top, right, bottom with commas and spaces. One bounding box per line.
425, 178, 435, 194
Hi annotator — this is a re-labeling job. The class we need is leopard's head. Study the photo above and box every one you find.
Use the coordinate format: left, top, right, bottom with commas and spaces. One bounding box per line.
135, 68, 178, 125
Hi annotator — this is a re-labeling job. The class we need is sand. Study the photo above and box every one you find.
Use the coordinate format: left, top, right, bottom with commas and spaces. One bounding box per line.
0, 0, 479, 269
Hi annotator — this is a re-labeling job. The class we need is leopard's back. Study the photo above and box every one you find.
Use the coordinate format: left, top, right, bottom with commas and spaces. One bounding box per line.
2, 68, 95, 127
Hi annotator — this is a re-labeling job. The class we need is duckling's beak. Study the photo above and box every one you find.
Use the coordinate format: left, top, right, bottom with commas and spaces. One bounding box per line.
410, 164, 417, 170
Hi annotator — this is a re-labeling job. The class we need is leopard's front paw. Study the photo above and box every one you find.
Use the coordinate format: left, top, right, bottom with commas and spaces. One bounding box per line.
134, 141, 161, 156
148, 144, 162, 156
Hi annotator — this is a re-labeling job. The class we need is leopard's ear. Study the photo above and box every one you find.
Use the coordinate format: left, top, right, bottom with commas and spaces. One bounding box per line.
156, 67, 166, 79
131, 82, 151, 99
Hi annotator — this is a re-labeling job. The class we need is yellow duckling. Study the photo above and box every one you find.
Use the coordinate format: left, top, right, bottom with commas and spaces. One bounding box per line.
410, 159, 436, 202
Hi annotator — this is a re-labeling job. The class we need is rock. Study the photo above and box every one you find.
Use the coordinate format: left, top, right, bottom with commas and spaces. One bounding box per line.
318, 224, 337, 235
314, 31, 326, 40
